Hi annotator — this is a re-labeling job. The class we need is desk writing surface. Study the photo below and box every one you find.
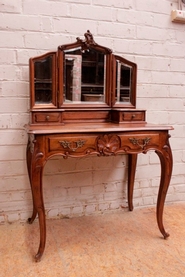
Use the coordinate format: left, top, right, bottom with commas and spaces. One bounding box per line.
26, 122, 173, 134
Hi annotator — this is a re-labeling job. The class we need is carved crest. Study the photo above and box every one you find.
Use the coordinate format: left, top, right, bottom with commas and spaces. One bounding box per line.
84, 30, 96, 45
76, 30, 112, 53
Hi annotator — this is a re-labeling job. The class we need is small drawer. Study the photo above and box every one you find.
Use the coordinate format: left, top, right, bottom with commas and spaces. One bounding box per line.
111, 110, 146, 123
121, 111, 145, 121
33, 112, 61, 123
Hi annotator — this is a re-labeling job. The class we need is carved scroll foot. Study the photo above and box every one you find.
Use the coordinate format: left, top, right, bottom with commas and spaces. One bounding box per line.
35, 252, 43, 262
163, 232, 170, 239
155, 139, 173, 239
28, 208, 37, 224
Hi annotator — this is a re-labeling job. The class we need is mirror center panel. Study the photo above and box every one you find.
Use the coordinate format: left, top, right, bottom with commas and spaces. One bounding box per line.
64, 48, 106, 103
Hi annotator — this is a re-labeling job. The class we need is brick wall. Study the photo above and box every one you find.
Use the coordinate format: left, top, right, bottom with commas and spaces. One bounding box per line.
0, 0, 185, 223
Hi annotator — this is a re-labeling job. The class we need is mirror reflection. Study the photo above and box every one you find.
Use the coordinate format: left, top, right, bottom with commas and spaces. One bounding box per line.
63, 48, 106, 103
116, 61, 132, 103
34, 56, 53, 104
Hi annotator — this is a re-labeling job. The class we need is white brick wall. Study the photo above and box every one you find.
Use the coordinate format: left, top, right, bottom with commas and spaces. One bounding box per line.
0, 0, 185, 223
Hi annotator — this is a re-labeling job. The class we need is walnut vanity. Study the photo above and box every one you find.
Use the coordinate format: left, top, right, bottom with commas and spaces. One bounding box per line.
26, 30, 173, 261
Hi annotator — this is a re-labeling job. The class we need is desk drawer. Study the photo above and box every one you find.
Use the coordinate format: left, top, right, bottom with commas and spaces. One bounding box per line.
47, 135, 96, 154
32, 112, 61, 124
120, 133, 160, 150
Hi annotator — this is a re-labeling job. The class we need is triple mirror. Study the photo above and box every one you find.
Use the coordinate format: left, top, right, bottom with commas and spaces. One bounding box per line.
29, 30, 137, 110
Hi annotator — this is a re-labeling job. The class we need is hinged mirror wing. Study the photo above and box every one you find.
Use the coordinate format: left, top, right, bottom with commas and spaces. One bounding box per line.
112, 55, 137, 109
58, 30, 112, 108
29, 52, 57, 109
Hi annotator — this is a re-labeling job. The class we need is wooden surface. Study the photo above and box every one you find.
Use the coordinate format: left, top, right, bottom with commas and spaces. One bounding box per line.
26, 122, 173, 134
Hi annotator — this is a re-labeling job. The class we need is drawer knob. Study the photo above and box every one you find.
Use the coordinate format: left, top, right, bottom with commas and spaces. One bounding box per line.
46, 115, 50, 121
132, 114, 136, 119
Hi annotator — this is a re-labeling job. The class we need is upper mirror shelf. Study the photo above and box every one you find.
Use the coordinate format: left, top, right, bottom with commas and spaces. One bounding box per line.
29, 30, 137, 110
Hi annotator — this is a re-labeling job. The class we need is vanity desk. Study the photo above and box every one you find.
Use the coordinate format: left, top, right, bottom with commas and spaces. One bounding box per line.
26, 31, 173, 261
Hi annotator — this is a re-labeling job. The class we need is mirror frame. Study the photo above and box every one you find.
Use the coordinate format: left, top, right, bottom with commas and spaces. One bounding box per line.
112, 55, 137, 109
29, 52, 57, 109
58, 30, 112, 109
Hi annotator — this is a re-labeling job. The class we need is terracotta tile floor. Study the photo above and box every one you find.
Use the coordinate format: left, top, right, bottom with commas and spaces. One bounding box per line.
0, 203, 185, 277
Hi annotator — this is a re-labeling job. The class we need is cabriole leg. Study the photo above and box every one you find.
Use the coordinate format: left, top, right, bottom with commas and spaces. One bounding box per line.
27, 135, 46, 261
26, 138, 38, 223
127, 154, 138, 211
155, 141, 173, 239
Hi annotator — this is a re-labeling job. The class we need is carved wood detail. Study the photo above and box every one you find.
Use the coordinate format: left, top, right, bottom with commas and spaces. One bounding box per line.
97, 134, 121, 155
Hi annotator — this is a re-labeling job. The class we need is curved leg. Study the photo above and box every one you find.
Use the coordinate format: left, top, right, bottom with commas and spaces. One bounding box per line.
26, 138, 38, 223
127, 154, 138, 211
28, 136, 46, 262
155, 140, 173, 239
35, 208, 46, 262
31, 161, 46, 262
